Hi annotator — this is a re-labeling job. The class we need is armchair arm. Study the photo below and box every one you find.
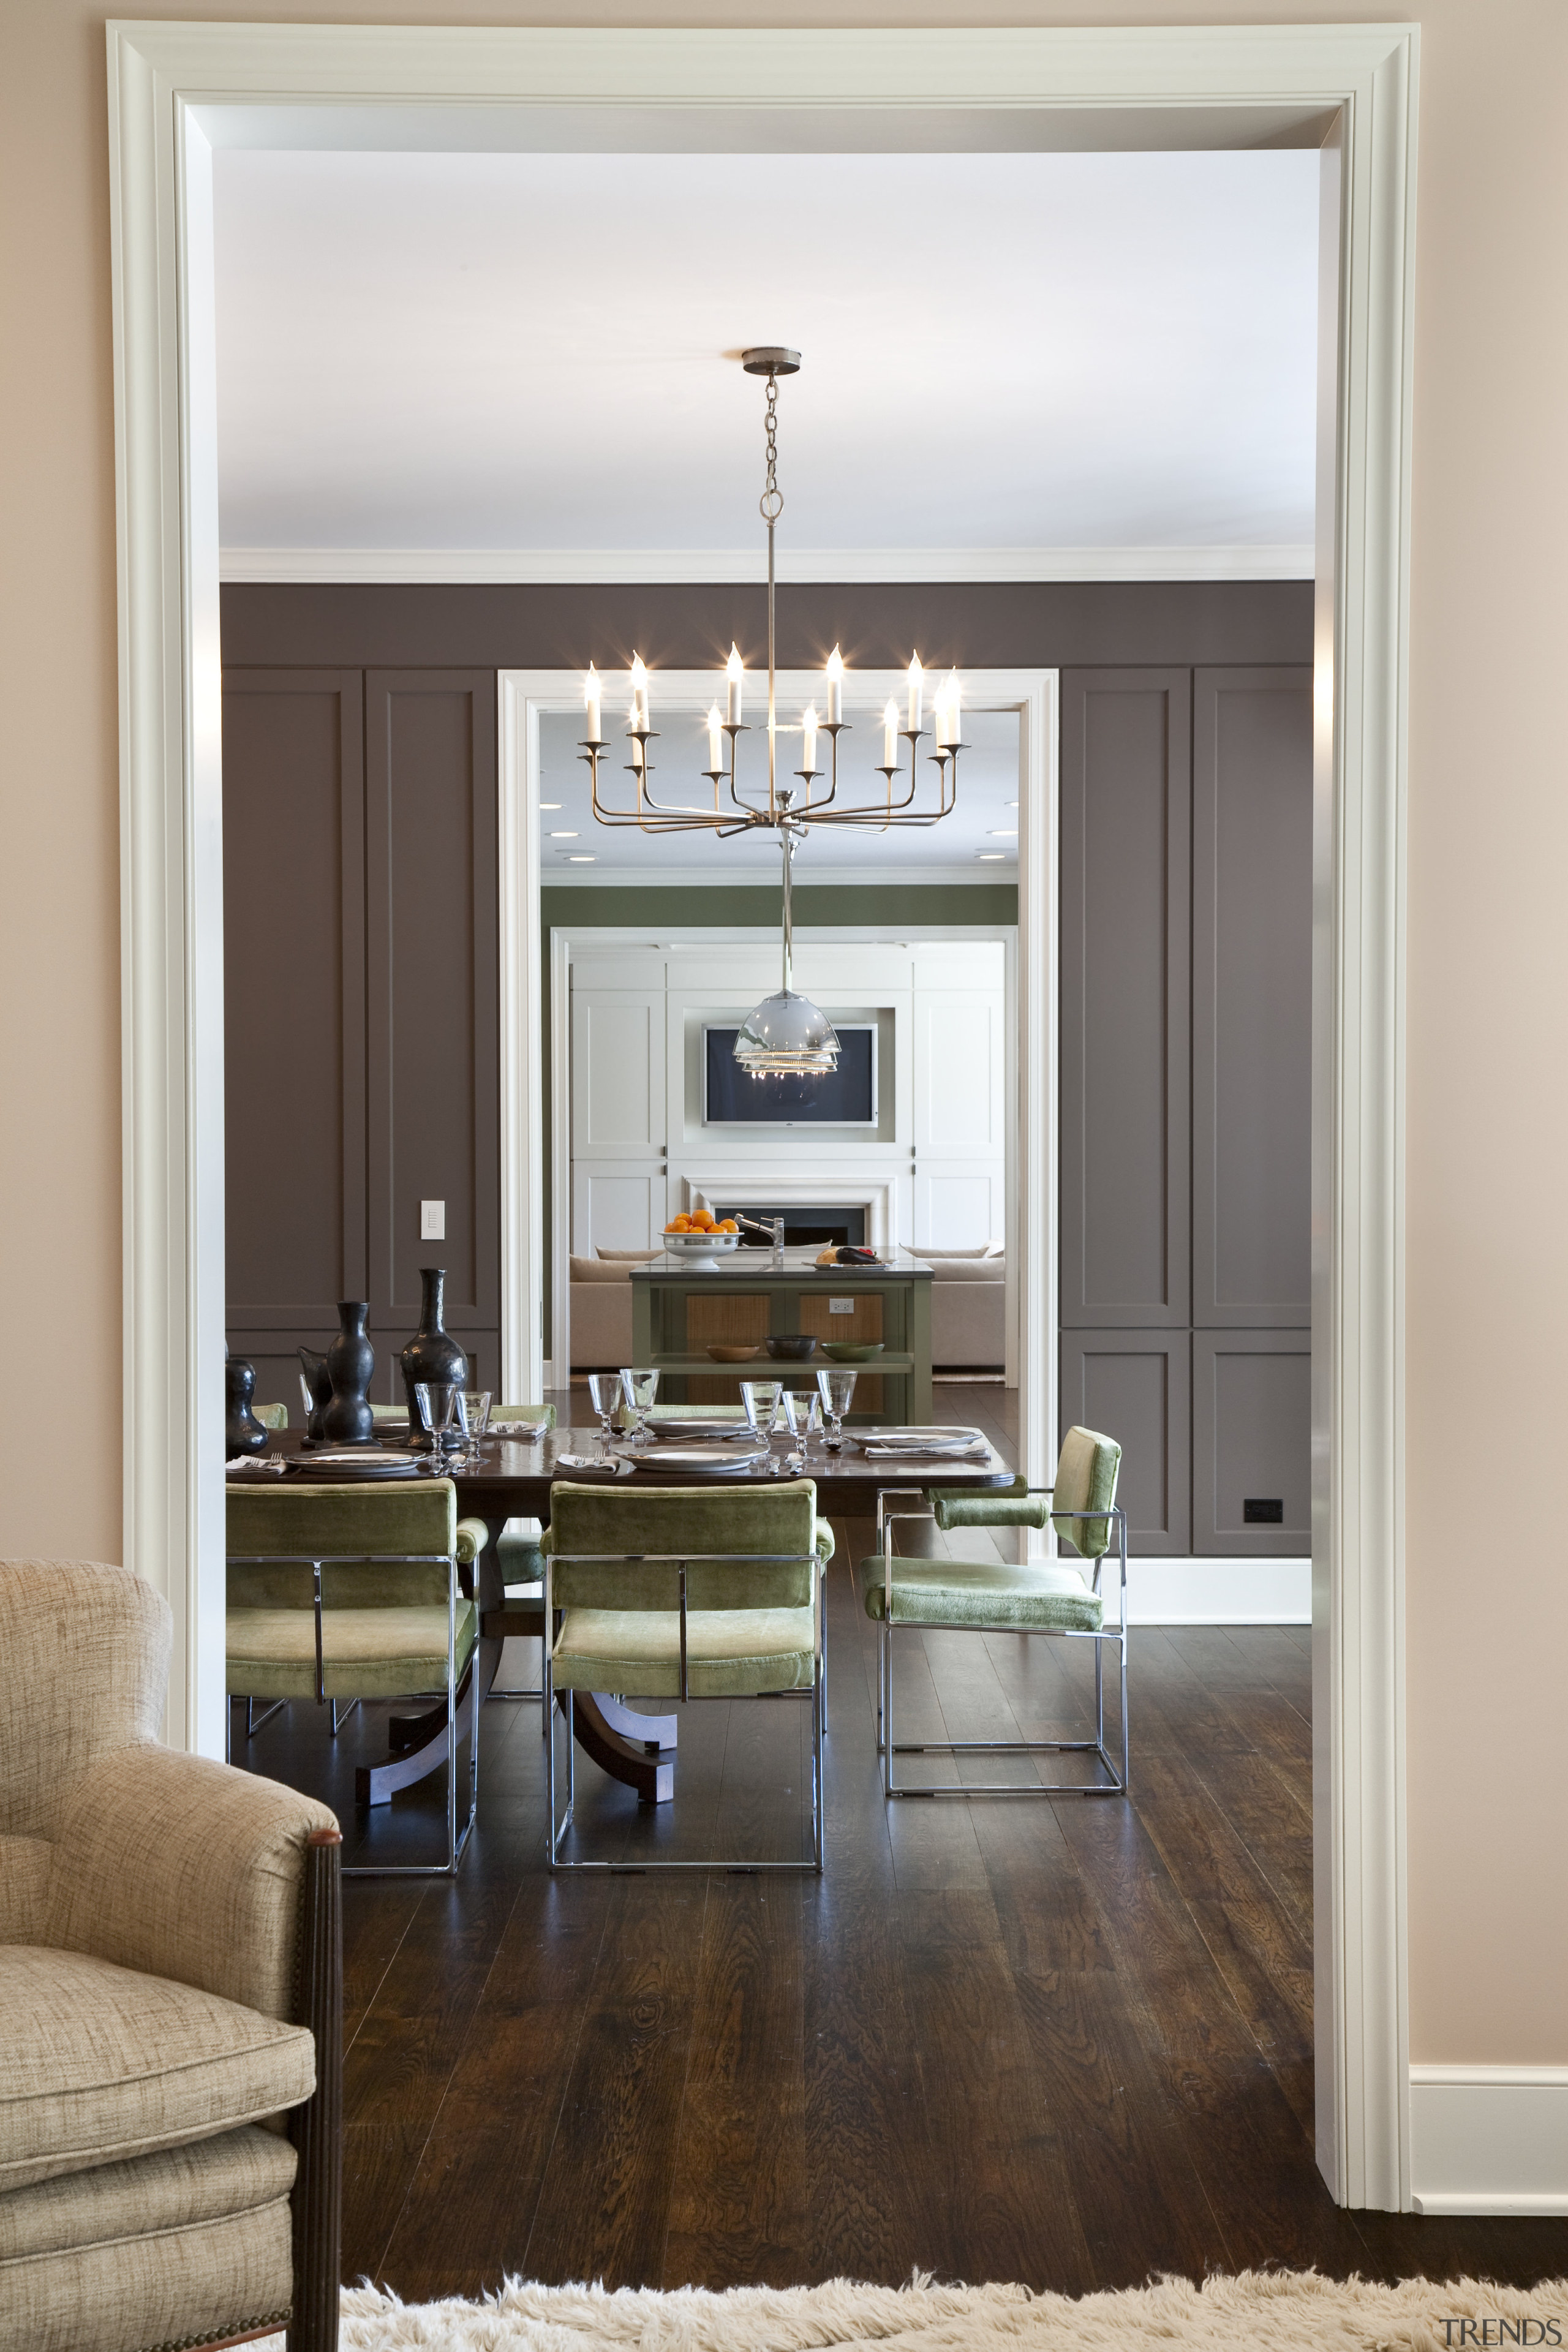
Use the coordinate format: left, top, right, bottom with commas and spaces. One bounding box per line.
46, 1741, 337, 2022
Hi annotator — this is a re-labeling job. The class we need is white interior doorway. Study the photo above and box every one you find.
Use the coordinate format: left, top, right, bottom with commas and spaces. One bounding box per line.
497, 667, 1051, 1466
108, 21, 1417, 2208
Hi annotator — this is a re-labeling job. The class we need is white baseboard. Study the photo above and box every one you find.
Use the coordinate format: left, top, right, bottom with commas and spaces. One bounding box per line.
1095, 1556, 1310, 1626
1409, 2068, 1568, 2215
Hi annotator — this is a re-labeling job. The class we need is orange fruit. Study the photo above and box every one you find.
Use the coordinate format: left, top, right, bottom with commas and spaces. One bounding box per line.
693, 1210, 715, 1230
718, 1218, 738, 1231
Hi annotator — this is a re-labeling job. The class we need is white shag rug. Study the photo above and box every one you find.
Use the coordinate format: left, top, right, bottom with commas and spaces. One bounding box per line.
254, 2268, 1568, 2351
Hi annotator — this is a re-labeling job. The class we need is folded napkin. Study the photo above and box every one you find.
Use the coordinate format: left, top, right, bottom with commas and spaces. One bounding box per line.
553, 1452, 631, 1479
225, 1454, 290, 1477
491, 1420, 547, 1438
865, 1430, 987, 1449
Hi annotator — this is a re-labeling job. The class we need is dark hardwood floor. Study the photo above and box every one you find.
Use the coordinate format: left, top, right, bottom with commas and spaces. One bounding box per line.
243, 1384, 1568, 2301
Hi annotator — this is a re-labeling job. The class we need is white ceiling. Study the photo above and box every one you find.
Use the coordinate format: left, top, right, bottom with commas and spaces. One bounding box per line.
213, 146, 1319, 577
537, 699, 1023, 879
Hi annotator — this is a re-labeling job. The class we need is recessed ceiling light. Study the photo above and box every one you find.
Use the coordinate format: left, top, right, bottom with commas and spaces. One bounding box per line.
540, 802, 562, 810
988, 827, 1018, 837
549, 830, 579, 838
976, 852, 1006, 862
568, 855, 595, 864
1006, 799, 1019, 808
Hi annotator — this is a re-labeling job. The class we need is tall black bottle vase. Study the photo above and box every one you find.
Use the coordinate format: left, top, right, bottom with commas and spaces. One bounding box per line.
322, 1302, 377, 1446
400, 1267, 468, 1442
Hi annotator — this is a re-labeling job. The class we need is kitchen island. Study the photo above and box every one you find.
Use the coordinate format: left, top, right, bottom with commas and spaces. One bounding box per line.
630, 1249, 933, 1422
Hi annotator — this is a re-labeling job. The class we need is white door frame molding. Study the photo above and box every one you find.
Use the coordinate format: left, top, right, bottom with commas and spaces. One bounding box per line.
107, 20, 1417, 2209
500, 666, 1049, 1455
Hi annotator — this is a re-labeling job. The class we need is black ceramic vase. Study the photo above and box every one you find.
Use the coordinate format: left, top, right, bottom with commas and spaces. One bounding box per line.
323, 1302, 377, 1445
225, 1355, 268, 1456
400, 1267, 468, 1437
297, 1348, 333, 1442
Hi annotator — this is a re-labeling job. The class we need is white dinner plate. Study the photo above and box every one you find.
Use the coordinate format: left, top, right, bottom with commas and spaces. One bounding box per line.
632, 1444, 770, 1474
851, 1427, 987, 1453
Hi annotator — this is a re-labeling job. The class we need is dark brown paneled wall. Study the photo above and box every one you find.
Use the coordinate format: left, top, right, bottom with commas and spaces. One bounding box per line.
224, 662, 499, 1408
1060, 665, 1313, 1559
221, 579, 1312, 674
221, 582, 1313, 1417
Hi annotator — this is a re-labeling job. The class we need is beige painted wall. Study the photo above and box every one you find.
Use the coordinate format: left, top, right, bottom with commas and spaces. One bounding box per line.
3, 0, 1564, 2064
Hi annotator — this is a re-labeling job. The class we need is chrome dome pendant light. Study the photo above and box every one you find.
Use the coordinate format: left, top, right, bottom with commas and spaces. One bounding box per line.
733, 824, 840, 1079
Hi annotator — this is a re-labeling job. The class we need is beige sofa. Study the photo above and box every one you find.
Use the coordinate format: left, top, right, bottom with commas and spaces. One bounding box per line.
568, 1247, 657, 1368
0, 1560, 341, 2352
924, 1248, 1008, 1370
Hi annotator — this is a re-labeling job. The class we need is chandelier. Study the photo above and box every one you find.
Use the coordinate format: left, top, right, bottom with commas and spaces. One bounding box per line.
578, 347, 967, 1076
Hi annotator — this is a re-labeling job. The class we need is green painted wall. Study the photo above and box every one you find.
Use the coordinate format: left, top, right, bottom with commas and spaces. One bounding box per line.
540, 881, 1017, 1355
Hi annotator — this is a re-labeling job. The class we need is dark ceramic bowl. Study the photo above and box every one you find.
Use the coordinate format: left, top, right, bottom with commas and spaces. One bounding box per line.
764, 1333, 819, 1361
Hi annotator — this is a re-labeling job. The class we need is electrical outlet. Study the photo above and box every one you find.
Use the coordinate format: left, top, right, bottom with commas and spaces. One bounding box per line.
420, 1199, 445, 1241
828, 1296, 855, 1316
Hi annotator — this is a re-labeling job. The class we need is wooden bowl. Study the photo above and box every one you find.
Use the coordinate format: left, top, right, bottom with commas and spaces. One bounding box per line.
707, 1343, 762, 1363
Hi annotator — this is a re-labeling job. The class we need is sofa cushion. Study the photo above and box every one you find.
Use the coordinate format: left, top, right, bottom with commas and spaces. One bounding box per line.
596, 1246, 660, 1262
923, 1257, 1006, 1281
919, 1243, 1001, 1258
570, 1253, 635, 1283
0, 1947, 315, 2193
0, 2130, 295, 2352
0, 2124, 294, 2262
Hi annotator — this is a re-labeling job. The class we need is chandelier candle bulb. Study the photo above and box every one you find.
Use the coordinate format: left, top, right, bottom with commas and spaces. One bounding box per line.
630, 655, 649, 730
802, 704, 818, 773
825, 644, 844, 726
883, 700, 899, 768
907, 655, 924, 734
707, 703, 723, 771
584, 664, 602, 742
726, 643, 744, 726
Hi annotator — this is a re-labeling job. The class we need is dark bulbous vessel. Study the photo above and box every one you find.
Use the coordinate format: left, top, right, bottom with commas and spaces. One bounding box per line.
323, 1302, 377, 1445
297, 1348, 332, 1441
225, 1355, 268, 1457
400, 1267, 468, 1435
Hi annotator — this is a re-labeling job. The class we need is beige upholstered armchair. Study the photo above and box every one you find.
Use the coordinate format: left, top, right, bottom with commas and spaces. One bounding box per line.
0, 1560, 341, 2352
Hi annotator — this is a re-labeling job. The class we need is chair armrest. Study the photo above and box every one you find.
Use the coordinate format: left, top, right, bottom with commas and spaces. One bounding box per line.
456, 1517, 489, 1565
46, 1742, 337, 2021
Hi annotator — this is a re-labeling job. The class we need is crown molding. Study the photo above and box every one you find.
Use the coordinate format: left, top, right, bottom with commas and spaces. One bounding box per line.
219, 543, 1314, 587
539, 862, 1017, 889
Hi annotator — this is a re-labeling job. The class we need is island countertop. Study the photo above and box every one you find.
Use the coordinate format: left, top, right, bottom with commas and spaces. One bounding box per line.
630, 1251, 933, 1279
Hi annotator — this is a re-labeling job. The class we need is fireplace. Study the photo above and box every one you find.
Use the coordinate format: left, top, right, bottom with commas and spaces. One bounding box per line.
716, 1203, 867, 1251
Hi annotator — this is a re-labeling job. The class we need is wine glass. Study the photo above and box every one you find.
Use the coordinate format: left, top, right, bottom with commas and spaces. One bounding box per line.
619, 1366, 660, 1447
739, 1379, 783, 1444
777, 1386, 812, 1472
414, 1381, 458, 1460
587, 1372, 619, 1457
815, 1368, 857, 1452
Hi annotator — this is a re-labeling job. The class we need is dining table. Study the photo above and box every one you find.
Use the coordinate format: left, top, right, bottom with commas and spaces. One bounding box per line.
249, 1422, 1016, 1806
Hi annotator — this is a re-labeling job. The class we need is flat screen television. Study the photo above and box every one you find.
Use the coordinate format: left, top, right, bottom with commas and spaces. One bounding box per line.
702, 1023, 878, 1127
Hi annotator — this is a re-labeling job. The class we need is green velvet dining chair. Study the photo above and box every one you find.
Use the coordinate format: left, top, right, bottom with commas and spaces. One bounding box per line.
254, 1401, 288, 1430
857, 1423, 1128, 1798
542, 1480, 826, 1872
225, 1479, 489, 1875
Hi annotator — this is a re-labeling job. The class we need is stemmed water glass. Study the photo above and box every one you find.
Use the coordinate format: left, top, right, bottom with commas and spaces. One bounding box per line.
815, 1368, 858, 1452
619, 1366, 660, 1447
739, 1379, 784, 1448
414, 1381, 459, 1463
777, 1385, 815, 1471
587, 1372, 620, 1457
461, 1390, 491, 1460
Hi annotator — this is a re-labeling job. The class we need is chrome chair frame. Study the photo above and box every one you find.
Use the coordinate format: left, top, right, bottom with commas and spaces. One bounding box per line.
226, 1546, 478, 1875
544, 1548, 824, 1874
874, 1485, 1129, 1798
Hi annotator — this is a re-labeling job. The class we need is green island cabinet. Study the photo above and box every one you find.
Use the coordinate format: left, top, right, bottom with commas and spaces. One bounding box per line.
630, 1254, 934, 1425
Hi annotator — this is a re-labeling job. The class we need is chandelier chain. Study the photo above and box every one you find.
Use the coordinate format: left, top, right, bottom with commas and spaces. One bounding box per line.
760, 374, 783, 525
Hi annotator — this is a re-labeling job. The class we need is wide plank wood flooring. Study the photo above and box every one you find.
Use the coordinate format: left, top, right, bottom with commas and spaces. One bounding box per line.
247, 1385, 1568, 2301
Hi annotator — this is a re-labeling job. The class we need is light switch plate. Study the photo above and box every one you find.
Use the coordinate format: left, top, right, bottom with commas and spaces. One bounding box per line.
420, 1199, 446, 1240
828, 1296, 855, 1316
